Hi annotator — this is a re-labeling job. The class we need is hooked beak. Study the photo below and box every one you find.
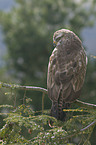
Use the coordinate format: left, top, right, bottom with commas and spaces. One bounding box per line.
53, 40, 57, 47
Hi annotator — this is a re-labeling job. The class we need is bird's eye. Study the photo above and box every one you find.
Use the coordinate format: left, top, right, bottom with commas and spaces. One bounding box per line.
55, 33, 63, 42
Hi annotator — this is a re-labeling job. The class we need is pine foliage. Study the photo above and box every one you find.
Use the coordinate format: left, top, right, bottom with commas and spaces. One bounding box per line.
0, 82, 96, 144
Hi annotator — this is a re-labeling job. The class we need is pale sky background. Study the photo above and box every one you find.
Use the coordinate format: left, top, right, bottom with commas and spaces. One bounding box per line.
81, 25, 96, 55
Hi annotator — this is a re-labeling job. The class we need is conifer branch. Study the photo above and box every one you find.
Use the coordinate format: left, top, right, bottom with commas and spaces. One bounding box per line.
1, 82, 96, 110
61, 120, 96, 140
1, 82, 47, 94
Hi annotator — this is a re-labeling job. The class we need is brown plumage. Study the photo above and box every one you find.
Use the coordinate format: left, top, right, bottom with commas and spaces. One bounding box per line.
47, 29, 87, 121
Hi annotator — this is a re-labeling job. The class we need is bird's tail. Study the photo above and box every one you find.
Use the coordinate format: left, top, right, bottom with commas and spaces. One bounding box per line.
51, 101, 70, 121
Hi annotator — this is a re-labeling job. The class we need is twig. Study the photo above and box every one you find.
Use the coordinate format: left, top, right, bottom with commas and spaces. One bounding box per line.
14, 89, 17, 108
61, 120, 96, 140
75, 99, 96, 110
80, 120, 96, 131
42, 93, 45, 114
19, 86, 48, 94
23, 90, 26, 104
1, 82, 47, 94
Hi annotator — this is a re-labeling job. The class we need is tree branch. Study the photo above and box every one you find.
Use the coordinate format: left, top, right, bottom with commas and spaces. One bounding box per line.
1, 82, 47, 94
80, 120, 96, 132
75, 99, 96, 110
61, 120, 96, 141
1, 82, 96, 110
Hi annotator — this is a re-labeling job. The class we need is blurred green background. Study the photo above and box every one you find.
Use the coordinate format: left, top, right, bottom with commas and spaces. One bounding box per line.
0, 0, 96, 144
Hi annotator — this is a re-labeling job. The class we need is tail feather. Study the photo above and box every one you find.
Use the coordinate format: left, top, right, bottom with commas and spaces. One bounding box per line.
51, 101, 70, 121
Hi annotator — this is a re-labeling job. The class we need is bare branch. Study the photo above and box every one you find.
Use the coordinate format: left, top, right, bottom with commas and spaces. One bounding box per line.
1, 82, 47, 94
80, 120, 96, 132
75, 99, 96, 110
1, 82, 96, 110
61, 120, 96, 141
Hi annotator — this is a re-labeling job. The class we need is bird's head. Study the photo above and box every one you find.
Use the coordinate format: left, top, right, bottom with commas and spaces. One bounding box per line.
53, 29, 80, 47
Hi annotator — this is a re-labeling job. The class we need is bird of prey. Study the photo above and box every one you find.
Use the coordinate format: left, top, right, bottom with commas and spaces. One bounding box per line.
47, 29, 87, 121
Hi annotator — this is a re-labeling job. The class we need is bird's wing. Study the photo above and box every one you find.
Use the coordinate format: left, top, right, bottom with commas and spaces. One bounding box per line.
47, 43, 87, 103
47, 48, 60, 102
71, 47, 87, 92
